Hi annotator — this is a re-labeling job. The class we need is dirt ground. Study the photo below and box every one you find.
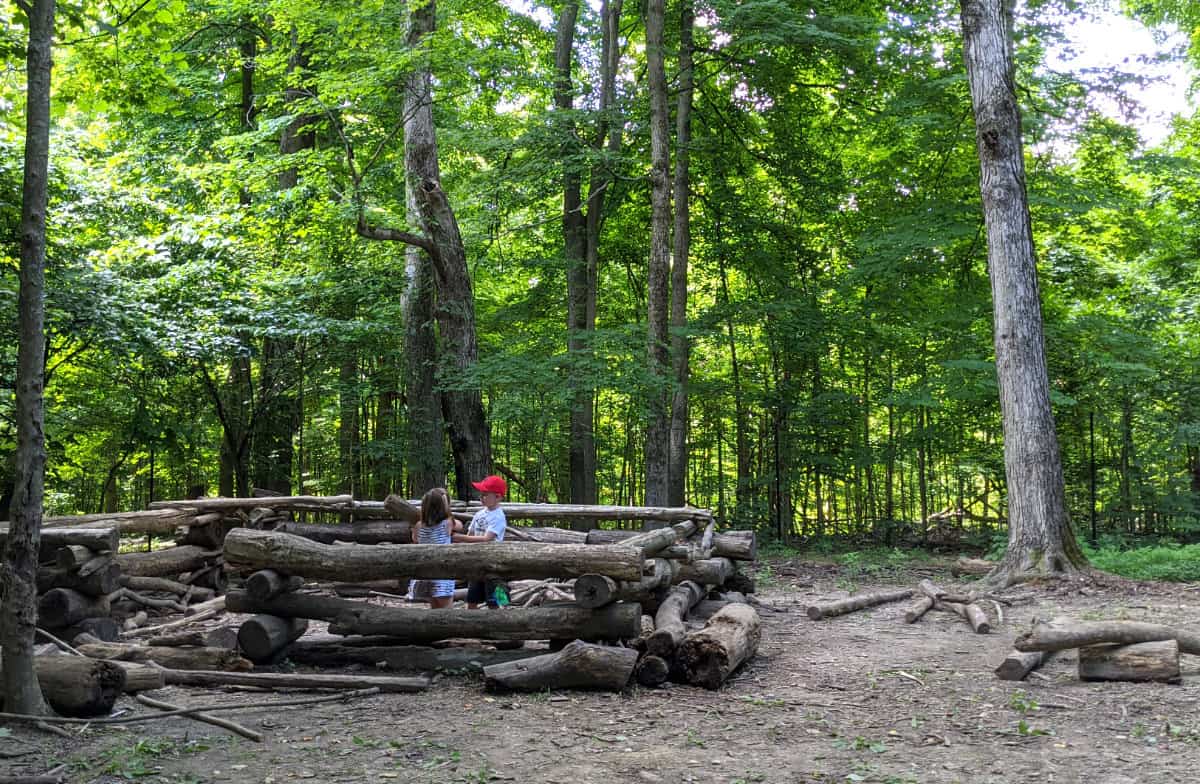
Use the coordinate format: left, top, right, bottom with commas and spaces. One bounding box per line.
9, 555, 1200, 784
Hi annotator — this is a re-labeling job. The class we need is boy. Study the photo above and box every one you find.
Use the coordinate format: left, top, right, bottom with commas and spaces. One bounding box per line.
453, 474, 508, 609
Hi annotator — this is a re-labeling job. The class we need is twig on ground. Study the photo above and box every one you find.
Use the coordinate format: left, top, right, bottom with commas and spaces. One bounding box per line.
135, 695, 263, 742
34, 628, 84, 656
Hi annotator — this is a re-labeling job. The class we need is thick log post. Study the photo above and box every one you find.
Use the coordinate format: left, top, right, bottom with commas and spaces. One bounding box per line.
224, 529, 644, 581
634, 654, 670, 687
237, 615, 309, 663
37, 562, 121, 596
647, 580, 705, 657
574, 574, 618, 609
275, 520, 414, 545
76, 641, 253, 671
7, 657, 127, 718
1014, 620, 1200, 655
583, 559, 676, 610
245, 570, 305, 602
995, 650, 1052, 681
483, 640, 638, 692
1078, 640, 1181, 683
676, 603, 761, 689
1, 526, 119, 555
806, 589, 913, 620
117, 545, 220, 578
329, 603, 642, 643
37, 588, 111, 628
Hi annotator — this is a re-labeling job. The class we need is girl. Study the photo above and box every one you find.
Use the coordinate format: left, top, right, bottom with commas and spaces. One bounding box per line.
412, 487, 457, 609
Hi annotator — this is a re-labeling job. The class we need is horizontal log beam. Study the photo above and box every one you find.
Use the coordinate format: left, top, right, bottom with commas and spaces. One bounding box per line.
223, 529, 644, 581
328, 602, 642, 643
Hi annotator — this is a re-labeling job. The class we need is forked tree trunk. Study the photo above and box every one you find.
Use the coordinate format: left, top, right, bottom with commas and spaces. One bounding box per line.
1, 0, 56, 717
959, 0, 1087, 586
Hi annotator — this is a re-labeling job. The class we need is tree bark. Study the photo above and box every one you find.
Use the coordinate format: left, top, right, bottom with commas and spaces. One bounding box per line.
676, 603, 760, 689
329, 602, 641, 643
224, 529, 644, 581
1013, 620, 1200, 655
668, 0, 695, 508
634, 654, 671, 687
117, 545, 220, 577
1078, 640, 1180, 683
8, 656, 123, 718
959, 0, 1086, 585
483, 639, 637, 692
1, 0, 56, 717
806, 589, 913, 621
237, 615, 309, 663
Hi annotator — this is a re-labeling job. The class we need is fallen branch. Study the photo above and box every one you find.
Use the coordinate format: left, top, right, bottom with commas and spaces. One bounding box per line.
806, 589, 913, 621
135, 694, 263, 742
1014, 620, 1200, 655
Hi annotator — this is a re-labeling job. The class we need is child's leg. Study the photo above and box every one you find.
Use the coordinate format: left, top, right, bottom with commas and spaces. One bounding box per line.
466, 580, 487, 610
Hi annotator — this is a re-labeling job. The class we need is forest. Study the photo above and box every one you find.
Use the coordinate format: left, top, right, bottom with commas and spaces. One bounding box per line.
3, 0, 1199, 550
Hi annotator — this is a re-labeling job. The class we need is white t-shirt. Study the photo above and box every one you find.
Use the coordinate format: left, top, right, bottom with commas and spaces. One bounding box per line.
467, 506, 507, 541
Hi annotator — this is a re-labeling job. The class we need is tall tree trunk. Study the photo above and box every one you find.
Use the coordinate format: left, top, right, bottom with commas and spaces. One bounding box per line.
405, 0, 491, 500
556, 0, 594, 513
2, 0, 55, 716
339, 354, 360, 497
643, 0, 672, 507
960, 0, 1086, 584
668, 0, 695, 508
717, 250, 751, 515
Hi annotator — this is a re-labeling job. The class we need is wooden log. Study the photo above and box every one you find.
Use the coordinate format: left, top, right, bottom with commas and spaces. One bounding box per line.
903, 596, 935, 624
285, 638, 543, 672
676, 603, 761, 689
204, 626, 240, 650
622, 520, 698, 559
935, 600, 991, 633
157, 668, 430, 693
77, 641, 253, 672
995, 650, 1053, 681
483, 640, 638, 692
711, 530, 756, 561
329, 602, 642, 643
647, 581, 705, 657
225, 589, 367, 621
1014, 620, 1200, 655
37, 588, 111, 628
275, 520, 414, 545
245, 569, 305, 602
951, 557, 993, 577
7, 510, 197, 535
504, 527, 590, 544
573, 574, 618, 609
119, 575, 214, 601
383, 494, 422, 523
37, 562, 121, 596
918, 578, 948, 600
7, 656, 127, 717
3, 526, 119, 554
112, 588, 186, 613
121, 611, 149, 632
806, 589, 914, 620
117, 546, 220, 577
224, 529, 644, 582
177, 517, 237, 549
1079, 640, 1180, 683
77, 553, 115, 579
117, 663, 167, 693
150, 495, 354, 512
237, 615, 309, 663
187, 563, 228, 594
634, 654, 671, 687
724, 569, 757, 595
146, 631, 206, 647
675, 558, 735, 587
62, 617, 122, 643
55, 545, 97, 569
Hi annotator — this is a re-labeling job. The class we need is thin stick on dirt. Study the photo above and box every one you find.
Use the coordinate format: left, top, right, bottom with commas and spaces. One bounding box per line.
806, 589, 913, 620
0, 687, 384, 725
135, 694, 263, 742
34, 627, 84, 656
123, 607, 222, 639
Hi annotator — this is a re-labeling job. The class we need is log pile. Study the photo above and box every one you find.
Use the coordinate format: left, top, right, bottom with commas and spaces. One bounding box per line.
807, 578, 998, 636
1010, 618, 1195, 684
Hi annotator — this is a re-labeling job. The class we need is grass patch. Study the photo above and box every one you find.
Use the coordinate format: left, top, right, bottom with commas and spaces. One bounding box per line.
1083, 542, 1200, 582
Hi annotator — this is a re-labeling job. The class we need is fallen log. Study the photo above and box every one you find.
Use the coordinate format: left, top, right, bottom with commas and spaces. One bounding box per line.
329, 602, 642, 643
121, 611, 149, 632
575, 559, 676, 609
119, 575, 214, 602
63, 617, 121, 643
223, 529, 644, 581
77, 641, 253, 671
647, 581, 705, 657
483, 640, 638, 692
903, 597, 935, 624
622, 520, 698, 559
950, 557, 993, 577
285, 638, 543, 672
934, 600, 991, 633
675, 557, 734, 587
157, 668, 430, 693
117, 546, 220, 578
2, 526, 119, 554
1014, 620, 1200, 655
634, 654, 671, 687
150, 495, 354, 513
8, 510, 197, 535
1079, 640, 1181, 683
225, 589, 358, 621
37, 563, 121, 596
275, 520, 414, 545
54, 545, 98, 569
995, 650, 1053, 681
136, 694, 262, 742
383, 494, 422, 523
806, 589, 913, 620
112, 588, 186, 614
573, 574, 618, 609
676, 603, 761, 690
585, 529, 755, 561
117, 663, 167, 693
6, 657, 126, 718
245, 569, 305, 602
237, 615, 309, 663
503, 527, 589, 544
37, 588, 111, 628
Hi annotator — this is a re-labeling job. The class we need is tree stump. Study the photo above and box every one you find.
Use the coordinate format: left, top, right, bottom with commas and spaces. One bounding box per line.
676, 603, 761, 689
1078, 640, 1181, 683
237, 615, 309, 663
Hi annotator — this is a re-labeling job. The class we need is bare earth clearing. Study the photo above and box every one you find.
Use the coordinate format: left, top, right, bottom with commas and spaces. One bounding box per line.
10, 555, 1200, 783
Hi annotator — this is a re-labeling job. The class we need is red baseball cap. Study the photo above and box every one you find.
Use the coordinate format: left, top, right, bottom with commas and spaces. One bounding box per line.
472, 475, 507, 496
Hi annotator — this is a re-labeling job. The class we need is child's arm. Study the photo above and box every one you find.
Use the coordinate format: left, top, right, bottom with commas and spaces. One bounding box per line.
412, 521, 421, 544
451, 531, 497, 543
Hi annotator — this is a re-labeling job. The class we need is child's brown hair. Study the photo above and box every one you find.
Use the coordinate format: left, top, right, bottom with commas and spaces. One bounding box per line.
420, 487, 451, 528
